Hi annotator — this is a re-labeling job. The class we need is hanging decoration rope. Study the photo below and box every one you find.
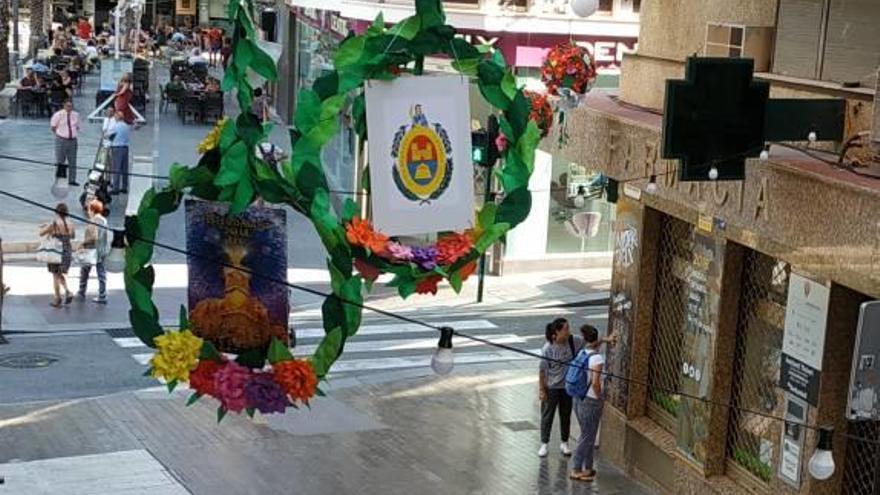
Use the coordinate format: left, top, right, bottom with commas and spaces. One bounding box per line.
121, 0, 543, 420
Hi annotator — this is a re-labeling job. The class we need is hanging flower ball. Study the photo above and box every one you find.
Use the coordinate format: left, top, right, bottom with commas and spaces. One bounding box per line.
524, 91, 554, 138
273, 359, 319, 404
541, 42, 597, 98
149, 330, 204, 383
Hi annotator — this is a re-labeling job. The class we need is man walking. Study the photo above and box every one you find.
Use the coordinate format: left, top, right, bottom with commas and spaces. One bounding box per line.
50, 99, 81, 186
108, 110, 131, 195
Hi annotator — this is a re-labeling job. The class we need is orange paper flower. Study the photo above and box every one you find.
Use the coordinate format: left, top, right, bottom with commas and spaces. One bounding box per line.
345, 217, 389, 255
416, 275, 443, 295
273, 359, 319, 403
459, 261, 478, 282
436, 232, 474, 265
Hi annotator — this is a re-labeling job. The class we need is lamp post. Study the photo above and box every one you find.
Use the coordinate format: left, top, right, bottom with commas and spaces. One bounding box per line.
11, 0, 20, 80
474, 115, 500, 304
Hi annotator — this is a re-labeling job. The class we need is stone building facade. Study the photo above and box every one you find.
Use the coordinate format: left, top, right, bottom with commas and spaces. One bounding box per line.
542, 1, 880, 494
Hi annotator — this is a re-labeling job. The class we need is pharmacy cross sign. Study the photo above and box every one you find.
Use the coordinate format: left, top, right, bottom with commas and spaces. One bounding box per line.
662, 57, 846, 181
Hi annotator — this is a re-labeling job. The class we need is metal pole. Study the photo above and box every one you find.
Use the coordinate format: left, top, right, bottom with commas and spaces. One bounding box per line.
476, 115, 499, 304
476, 164, 492, 303
11, 0, 20, 79
114, 10, 120, 58
0, 236, 7, 345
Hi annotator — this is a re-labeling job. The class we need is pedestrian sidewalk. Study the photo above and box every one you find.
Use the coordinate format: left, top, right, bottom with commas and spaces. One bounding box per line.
0, 367, 653, 495
0, 263, 610, 333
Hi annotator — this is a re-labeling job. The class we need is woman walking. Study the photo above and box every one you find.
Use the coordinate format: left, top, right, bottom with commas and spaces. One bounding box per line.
538, 317, 583, 457
39, 203, 76, 307
113, 73, 135, 125
76, 200, 108, 304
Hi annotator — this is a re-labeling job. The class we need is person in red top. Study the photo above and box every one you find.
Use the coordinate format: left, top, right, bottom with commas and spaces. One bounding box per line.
113, 73, 135, 125
208, 27, 223, 67
77, 18, 92, 40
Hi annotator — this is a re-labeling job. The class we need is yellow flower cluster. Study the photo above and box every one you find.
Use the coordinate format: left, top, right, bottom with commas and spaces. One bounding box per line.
197, 118, 228, 154
150, 330, 204, 383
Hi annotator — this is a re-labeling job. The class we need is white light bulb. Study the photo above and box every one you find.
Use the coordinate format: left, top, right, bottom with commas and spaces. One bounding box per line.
50, 177, 70, 199
759, 149, 769, 160
809, 427, 836, 481
646, 181, 658, 193
104, 247, 126, 273
431, 348, 454, 375
808, 131, 817, 143
708, 167, 719, 181
573, 195, 586, 208
570, 0, 599, 17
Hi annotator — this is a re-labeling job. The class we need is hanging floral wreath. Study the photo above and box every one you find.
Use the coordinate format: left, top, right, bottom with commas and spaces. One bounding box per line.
540, 41, 597, 97
123, 0, 541, 420
524, 90, 554, 138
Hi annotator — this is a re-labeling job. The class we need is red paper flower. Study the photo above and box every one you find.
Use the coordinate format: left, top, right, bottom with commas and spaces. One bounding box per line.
416, 275, 443, 295
354, 258, 381, 282
541, 42, 597, 96
459, 261, 478, 282
436, 232, 474, 266
189, 359, 223, 397
524, 90, 554, 138
273, 359, 318, 404
345, 217, 389, 255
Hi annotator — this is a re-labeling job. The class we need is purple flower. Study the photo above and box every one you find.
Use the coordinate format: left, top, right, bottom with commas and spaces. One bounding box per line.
386, 242, 414, 262
244, 373, 289, 414
411, 246, 438, 271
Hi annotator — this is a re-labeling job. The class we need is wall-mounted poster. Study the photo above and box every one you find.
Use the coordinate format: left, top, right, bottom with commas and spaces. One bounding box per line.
176, 0, 196, 16
365, 75, 475, 236
185, 200, 289, 355
780, 272, 830, 406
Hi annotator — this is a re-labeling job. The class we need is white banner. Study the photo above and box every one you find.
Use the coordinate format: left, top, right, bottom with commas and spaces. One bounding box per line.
365, 76, 475, 236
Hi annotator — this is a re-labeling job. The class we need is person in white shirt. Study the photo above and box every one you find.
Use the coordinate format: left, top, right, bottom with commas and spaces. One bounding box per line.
570, 325, 615, 482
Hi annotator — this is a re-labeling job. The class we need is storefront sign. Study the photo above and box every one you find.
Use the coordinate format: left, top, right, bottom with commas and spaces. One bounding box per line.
780, 273, 830, 406
677, 231, 725, 465
846, 301, 880, 420
778, 392, 808, 487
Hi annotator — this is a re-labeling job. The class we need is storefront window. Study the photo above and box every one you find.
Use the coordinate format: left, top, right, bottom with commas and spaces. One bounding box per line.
546, 157, 615, 254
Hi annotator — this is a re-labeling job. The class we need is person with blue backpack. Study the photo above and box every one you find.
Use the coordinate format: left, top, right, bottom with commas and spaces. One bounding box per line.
565, 324, 611, 482
538, 318, 583, 458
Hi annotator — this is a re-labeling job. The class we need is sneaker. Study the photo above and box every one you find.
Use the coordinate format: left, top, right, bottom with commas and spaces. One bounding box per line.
92, 297, 107, 304
560, 442, 572, 456
538, 443, 548, 458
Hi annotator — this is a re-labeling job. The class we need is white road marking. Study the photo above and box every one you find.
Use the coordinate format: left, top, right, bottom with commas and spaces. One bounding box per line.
294, 319, 497, 339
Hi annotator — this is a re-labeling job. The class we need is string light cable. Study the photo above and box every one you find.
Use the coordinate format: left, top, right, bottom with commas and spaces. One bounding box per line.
0, 185, 874, 455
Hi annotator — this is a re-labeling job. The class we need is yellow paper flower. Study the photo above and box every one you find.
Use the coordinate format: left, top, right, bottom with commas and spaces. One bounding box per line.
150, 330, 204, 383
197, 118, 228, 154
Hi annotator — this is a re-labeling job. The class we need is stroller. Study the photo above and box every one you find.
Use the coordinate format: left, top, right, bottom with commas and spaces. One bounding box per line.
79, 130, 113, 214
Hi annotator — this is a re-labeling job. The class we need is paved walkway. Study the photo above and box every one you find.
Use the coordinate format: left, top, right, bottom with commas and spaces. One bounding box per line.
0, 367, 654, 495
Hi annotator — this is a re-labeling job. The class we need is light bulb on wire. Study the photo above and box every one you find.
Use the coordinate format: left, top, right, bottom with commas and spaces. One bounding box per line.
431, 327, 455, 375
759, 145, 770, 161
570, 0, 598, 17
104, 229, 127, 273
51, 163, 69, 199
573, 186, 586, 208
708, 166, 719, 181
646, 175, 658, 193
808, 427, 836, 481
808, 130, 818, 143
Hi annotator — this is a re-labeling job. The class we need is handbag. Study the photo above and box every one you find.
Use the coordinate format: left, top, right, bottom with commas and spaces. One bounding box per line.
36, 235, 63, 264
74, 248, 97, 266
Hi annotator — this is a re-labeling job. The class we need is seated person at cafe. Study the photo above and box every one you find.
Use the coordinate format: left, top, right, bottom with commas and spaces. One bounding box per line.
62, 42, 78, 57
20, 69, 39, 88
49, 48, 65, 67
166, 75, 184, 92
188, 48, 207, 65
205, 77, 220, 93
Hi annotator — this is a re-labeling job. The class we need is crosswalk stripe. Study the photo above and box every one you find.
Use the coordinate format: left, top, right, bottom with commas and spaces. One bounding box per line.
294, 333, 532, 355
114, 337, 147, 348
132, 353, 154, 365
294, 319, 497, 339
326, 349, 541, 373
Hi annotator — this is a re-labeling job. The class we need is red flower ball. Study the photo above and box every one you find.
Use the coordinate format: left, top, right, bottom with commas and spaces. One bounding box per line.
524, 90, 554, 138
541, 42, 597, 96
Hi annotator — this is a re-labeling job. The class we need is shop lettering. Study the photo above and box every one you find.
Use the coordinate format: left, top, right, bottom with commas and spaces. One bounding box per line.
574, 41, 637, 64
609, 134, 772, 221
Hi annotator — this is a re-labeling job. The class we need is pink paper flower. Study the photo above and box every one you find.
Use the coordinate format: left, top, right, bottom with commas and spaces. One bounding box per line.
495, 133, 509, 153
213, 361, 253, 413
386, 242, 414, 262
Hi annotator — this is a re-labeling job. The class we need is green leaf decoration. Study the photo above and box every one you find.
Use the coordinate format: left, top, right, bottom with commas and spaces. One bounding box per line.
179, 305, 189, 330
217, 407, 227, 423
199, 340, 223, 361
186, 393, 202, 406
416, 0, 445, 28
295, 89, 321, 134
267, 337, 294, 364
368, 12, 385, 35
449, 271, 463, 293
316, 387, 327, 397
451, 59, 479, 76
167, 379, 178, 393
313, 327, 344, 378
246, 408, 256, 418
475, 223, 511, 253
389, 15, 421, 41
215, 141, 248, 186
335, 36, 366, 68
501, 72, 517, 100
496, 187, 533, 227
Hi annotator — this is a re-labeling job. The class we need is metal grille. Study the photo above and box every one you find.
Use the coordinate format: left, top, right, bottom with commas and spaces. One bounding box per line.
843, 421, 880, 495
726, 251, 789, 483
646, 215, 693, 429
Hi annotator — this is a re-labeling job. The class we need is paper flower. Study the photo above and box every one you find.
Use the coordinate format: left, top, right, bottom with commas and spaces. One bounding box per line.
345, 217, 389, 255
412, 246, 439, 271
197, 118, 227, 154
436, 232, 474, 266
354, 258, 381, 282
416, 275, 443, 295
244, 373, 289, 414
273, 359, 318, 404
385, 242, 413, 262
541, 42, 596, 96
495, 133, 509, 153
189, 359, 223, 397
459, 261, 478, 282
150, 330, 204, 383
524, 91, 554, 138
213, 361, 253, 413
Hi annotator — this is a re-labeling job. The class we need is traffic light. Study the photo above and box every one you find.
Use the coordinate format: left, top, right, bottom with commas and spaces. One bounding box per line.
471, 115, 500, 168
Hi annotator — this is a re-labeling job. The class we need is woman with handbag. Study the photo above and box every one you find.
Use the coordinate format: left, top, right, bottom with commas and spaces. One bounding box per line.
76, 200, 108, 304
38, 203, 75, 307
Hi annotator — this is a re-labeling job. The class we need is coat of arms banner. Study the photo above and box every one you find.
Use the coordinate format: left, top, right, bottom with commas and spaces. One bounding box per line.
365, 76, 475, 236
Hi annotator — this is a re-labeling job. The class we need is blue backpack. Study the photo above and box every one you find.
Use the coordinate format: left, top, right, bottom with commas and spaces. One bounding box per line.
565, 349, 595, 399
